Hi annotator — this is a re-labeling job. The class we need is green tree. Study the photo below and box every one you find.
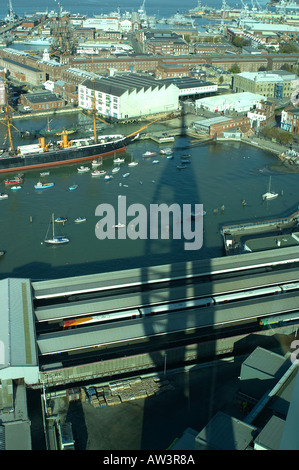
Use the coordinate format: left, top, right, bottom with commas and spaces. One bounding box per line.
279, 43, 298, 54
228, 64, 241, 74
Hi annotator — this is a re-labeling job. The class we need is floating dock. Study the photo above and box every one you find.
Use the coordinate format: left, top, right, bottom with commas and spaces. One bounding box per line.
221, 210, 299, 255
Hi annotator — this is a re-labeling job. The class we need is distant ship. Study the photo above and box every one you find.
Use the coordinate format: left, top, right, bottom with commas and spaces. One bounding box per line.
22, 36, 52, 46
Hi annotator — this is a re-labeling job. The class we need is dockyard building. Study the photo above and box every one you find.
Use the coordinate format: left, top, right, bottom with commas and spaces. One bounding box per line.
232, 70, 299, 99
1, 57, 44, 86
20, 91, 65, 111
78, 72, 179, 119
160, 77, 217, 99
195, 92, 266, 113
192, 115, 251, 138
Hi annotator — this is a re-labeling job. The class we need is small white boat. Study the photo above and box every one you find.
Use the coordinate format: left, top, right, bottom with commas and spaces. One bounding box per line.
69, 185, 78, 191
91, 169, 106, 176
112, 167, 120, 174
105, 174, 113, 181
128, 161, 138, 167
143, 151, 157, 158
160, 147, 173, 155
152, 160, 160, 164
77, 166, 90, 173
40, 171, 50, 176
262, 176, 279, 201
112, 223, 126, 229
10, 185, 22, 190
0, 193, 8, 199
75, 217, 86, 223
113, 157, 125, 164
123, 172, 130, 178
191, 210, 207, 218
92, 159, 102, 167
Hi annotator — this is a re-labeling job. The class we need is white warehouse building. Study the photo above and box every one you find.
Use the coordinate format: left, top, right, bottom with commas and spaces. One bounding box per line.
195, 92, 266, 113
79, 73, 180, 119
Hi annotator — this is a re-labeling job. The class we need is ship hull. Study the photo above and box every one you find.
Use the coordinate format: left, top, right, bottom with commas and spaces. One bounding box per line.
0, 134, 138, 174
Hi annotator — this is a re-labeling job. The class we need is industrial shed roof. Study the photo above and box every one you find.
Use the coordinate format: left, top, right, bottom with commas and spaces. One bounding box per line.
0, 278, 37, 370
82, 73, 175, 97
195, 411, 257, 450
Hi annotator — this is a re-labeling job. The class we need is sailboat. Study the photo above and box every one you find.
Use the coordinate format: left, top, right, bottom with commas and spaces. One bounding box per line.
262, 176, 279, 201
44, 214, 70, 245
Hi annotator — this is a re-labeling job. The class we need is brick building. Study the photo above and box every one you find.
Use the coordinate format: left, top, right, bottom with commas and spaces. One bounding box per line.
1, 58, 44, 86
281, 107, 299, 134
73, 27, 96, 41
193, 115, 251, 138
156, 63, 190, 79
20, 92, 65, 111
247, 100, 276, 129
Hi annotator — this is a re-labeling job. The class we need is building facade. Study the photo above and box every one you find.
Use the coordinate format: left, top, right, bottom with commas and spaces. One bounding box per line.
232, 70, 298, 98
281, 107, 299, 134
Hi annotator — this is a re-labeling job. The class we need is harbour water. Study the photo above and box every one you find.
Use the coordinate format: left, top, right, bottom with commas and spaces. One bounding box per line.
0, 112, 299, 281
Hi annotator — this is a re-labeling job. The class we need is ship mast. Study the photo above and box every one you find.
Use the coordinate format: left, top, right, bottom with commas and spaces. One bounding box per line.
92, 75, 97, 143
91, 56, 97, 143
2, 71, 14, 154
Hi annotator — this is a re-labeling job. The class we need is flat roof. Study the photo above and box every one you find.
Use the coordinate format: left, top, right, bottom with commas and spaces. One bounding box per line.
0, 278, 37, 370
25, 92, 62, 103
160, 77, 215, 89
196, 411, 257, 450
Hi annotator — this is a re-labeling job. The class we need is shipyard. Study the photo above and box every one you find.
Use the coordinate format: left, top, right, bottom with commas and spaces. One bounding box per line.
1, 0, 299, 453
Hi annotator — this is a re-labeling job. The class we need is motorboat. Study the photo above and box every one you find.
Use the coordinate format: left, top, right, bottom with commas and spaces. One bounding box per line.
5, 176, 23, 185
177, 165, 187, 170
55, 217, 67, 223
112, 167, 120, 174
160, 148, 173, 155
128, 161, 138, 167
74, 217, 86, 223
152, 160, 159, 164
91, 169, 105, 176
69, 185, 78, 191
34, 181, 54, 189
10, 185, 22, 190
40, 171, 50, 176
77, 166, 90, 173
0, 193, 8, 199
113, 157, 125, 164
142, 151, 157, 158
191, 210, 207, 218
123, 173, 130, 178
104, 174, 113, 181
92, 159, 102, 167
